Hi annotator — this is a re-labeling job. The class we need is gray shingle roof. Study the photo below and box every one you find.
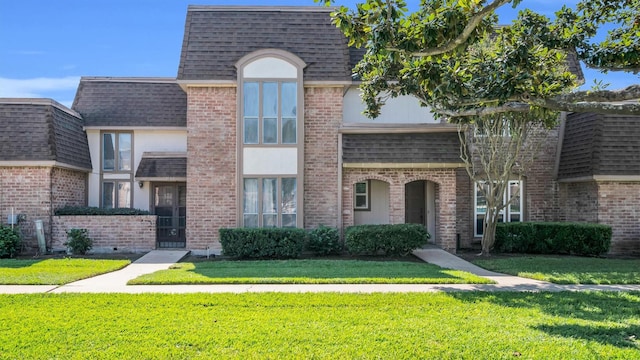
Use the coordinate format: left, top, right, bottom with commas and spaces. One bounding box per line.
0, 99, 91, 170
72, 78, 186, 127
342, 132, 463, 164
558, 112, 640, 179
177, 6, 352, 82
135, 155, 186, 180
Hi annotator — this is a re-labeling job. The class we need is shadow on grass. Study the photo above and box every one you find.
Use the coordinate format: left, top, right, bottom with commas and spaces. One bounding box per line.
0, 259, 43, 269
535, 323, 640, 349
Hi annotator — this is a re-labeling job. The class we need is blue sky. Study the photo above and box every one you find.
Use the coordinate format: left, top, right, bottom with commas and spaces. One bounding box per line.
1, 0, 637, 107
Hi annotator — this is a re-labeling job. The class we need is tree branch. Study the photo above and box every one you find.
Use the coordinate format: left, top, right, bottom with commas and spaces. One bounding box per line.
436, 102, 531, 117
395, 0, 512, 57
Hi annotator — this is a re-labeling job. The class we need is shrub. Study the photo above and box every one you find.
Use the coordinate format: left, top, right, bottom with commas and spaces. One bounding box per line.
219, 228, 307, 259
495, 222, 611, 256
55, 206, 150, 216
0, 225, 21, 258
307, 225, 342, 255
344, 224, 430, 256
65, 228, 93, 255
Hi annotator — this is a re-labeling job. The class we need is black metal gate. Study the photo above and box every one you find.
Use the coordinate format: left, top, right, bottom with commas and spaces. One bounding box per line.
154, 183, 186, 248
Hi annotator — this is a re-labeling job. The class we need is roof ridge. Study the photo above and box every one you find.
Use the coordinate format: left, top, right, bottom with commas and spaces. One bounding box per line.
79, 77, 177, 83
0, 98, 80, 118
187, 5, 337, 12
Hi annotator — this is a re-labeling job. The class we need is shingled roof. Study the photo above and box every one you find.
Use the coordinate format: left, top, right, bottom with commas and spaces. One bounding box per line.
72, 78, 186, 127
0, 99, 91, 170
177, 6, 352, 82
342, 132, 464, 164
558, 112, 640, 180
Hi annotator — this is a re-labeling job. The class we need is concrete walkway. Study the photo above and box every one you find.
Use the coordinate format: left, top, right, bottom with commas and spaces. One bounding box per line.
1, 249, 639, 294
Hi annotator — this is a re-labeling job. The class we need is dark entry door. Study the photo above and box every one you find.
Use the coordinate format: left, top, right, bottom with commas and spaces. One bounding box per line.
405, 181, 426, 225
154, 183, 186, 248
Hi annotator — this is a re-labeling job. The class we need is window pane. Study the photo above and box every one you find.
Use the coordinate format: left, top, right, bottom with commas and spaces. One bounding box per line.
281, 82, 296, 117
103, 133, 115, 171
244, 118, 258, 144
263, 214, 277, 227
262, 178, 277, 215
244, 214, 258, 228
102, 182, 115, 209
281, 178, 297, 215
282, 117, 296, 144
263, 117, 278, 144
282, 214, 296, 228
509, 181, 521, 214
117, 182, 131, 208
355, 195, 367, 208
243, 179, 258, 214
243, 82, 259, 117
263, 82, 278, 118
475, 182, 488, 214
118, 133, 131, 171
355, 182, 367, 195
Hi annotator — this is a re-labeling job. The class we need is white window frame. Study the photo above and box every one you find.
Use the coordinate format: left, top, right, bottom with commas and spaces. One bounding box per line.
242, 177, 297, 228
474, 180, 522, 237
354, 180, 371, 211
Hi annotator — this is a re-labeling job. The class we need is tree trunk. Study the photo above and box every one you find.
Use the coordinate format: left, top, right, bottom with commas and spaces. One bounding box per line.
481, 208, 499, 256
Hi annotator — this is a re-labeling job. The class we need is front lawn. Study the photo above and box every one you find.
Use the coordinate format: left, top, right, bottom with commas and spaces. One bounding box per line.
472, 256, 640, 284
0, 292, 638, 359
128, 259, 492, 285
0, 258, 131, 285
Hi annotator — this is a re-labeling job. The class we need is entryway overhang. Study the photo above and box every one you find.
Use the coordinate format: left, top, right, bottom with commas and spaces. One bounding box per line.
134, 152, 187, 182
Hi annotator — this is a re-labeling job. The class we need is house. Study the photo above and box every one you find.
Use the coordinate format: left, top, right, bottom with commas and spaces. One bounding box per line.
1, 5, 638, 255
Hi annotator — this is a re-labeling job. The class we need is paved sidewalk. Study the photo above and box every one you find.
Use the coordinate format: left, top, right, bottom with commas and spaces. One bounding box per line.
1, 248, 639, 294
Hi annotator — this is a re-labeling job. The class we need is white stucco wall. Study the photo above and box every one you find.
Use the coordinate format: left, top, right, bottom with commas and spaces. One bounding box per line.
243, 57, 297, 78
86, 128, 187, 210
354, 180, 390, 225
343, 87, 437, 124
243, 147, 298, 175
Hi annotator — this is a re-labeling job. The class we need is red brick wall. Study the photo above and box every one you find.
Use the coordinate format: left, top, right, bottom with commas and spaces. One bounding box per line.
559, 181, 599, 223
455, 168, 473, 248
304, 86, 342, 228
186, 86, 237, 252
525, 128, 561, 222
52, 215, 156, 253
596, 182, 640, 255
342, 168, 458, 252
0, 166, 87, 252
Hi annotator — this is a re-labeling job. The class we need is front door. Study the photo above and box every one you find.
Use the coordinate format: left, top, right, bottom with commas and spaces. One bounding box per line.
405, 180, 436, 242
153, 183, 186, 248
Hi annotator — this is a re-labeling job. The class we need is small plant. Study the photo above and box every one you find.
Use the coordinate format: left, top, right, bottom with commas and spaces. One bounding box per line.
65, 228, 93, 255
0, 225, 21, 258
307, 225, 342, 255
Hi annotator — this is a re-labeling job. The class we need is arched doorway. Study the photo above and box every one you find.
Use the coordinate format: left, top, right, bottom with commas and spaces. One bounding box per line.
405, 180, 436, 242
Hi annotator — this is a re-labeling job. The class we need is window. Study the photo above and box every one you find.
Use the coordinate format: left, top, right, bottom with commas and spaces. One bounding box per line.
102, 132, 132, 171
243, 81, 297, 145
243, 177, 297, 227
102, 181, 131, 209
474, 180, 522, 236
354, 181, 370, 211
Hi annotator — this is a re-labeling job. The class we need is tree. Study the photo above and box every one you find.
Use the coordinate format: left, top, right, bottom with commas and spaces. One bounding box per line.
321, 0, 639, 254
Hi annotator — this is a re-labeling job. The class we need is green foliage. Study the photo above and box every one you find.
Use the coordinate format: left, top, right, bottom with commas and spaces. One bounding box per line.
345, 224, 430, 256
473, 255, 640, 285
306, 225, 342, 255
0, 258, 130, 285
129, 259, 491, 285
64, 228, 93, 255
495, 222, 611, 256
55, 206, 150, 216
1, 292, 639, 358
0, 225, 21, 258
219, 228, 307, 259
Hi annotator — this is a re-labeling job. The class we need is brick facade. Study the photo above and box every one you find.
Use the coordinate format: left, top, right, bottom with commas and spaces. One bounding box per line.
304, 86, 342, 229
52, 215, 156, 253
185, 86, 237, 252
342, 168, 458, 252
0, 166, 86, 252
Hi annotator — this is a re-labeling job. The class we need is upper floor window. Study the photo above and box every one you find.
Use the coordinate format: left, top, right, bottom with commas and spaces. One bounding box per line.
103, 132, 132, 171
243, 81, 297, 145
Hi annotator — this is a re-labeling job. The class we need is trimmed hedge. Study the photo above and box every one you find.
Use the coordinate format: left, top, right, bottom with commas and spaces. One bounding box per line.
55, 206, 150, 216
219, 228, 307, 259
307, 225, 342, 255
345, 224, 430, 256
495, 222, 611, 256
0, 225, 21, 258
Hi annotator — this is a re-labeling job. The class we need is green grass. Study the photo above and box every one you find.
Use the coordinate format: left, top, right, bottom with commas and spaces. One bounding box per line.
0, 258, 131, 285
0, 292, 638, 359
472, 256, 640, 284
128, 259, 493, 285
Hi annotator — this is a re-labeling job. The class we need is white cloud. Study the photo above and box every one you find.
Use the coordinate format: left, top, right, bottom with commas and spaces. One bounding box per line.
0, 76, 80, 98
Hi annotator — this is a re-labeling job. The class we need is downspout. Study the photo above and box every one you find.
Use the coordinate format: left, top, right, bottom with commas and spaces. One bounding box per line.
337, 132, 343, 238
